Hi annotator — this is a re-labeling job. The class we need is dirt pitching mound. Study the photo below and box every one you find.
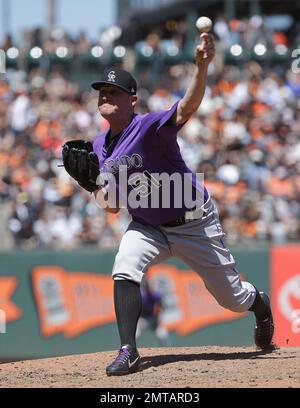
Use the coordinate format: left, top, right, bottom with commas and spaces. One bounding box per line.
0, 346, 299, 388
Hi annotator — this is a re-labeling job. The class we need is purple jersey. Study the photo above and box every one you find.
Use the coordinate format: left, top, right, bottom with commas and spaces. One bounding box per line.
93, 100, 208, 226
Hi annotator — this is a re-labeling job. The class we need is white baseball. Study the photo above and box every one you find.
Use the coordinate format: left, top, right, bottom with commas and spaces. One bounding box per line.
196, 16, 213, 33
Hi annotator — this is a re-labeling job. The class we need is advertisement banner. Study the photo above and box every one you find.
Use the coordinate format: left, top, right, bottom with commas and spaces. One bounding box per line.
31, 266, 115, 337
31, 264, 245, 338
147, 264, 246, 335
0, 276, 22, 326
271, 245, 300, 346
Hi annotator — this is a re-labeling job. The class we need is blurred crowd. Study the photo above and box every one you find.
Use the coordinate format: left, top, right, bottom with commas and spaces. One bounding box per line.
0, 16, 300, 250
136, 13, 298, 58
1, 28, 93, 56
2, 13, 299, 59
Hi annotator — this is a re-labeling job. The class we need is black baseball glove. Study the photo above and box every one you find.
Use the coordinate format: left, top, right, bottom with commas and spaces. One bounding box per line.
62, 140, 100, 193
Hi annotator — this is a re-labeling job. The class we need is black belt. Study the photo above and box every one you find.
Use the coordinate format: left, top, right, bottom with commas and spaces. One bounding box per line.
161, 215, 187, 227
161, 207, 206, 227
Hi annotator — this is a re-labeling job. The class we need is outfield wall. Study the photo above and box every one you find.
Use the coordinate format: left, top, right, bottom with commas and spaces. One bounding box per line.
0, 245, 298, 360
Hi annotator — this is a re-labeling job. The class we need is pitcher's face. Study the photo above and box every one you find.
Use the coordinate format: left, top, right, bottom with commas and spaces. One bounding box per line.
98, 85, 135, 121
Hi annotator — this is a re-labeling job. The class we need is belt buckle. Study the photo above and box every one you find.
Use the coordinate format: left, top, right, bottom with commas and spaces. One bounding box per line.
175, 216, 185, 226
163, 216, 184, 227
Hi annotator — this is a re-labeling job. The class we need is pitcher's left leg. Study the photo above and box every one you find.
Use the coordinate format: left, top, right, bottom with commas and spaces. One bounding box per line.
166, 198, 274, 348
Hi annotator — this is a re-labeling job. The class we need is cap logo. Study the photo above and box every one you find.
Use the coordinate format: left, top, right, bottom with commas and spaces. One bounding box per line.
107, 71, 116, 82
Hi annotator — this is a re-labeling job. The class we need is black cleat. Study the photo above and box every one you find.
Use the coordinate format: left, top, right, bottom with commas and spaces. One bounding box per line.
254, 293, 274, 349
106, 344, 140, 376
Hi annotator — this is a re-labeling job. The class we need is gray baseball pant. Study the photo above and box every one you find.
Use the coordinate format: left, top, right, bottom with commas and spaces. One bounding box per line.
112, 196, 256, 312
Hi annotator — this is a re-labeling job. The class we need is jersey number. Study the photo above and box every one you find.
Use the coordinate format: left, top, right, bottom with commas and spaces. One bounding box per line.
128, 170, 161, 198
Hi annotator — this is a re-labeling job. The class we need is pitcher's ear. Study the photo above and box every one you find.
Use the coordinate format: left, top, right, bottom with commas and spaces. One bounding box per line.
131, 95, 138, 107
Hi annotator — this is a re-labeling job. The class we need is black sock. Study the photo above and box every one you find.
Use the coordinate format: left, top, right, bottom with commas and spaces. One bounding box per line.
114, 280, 142, 350
248, 287, 271, 320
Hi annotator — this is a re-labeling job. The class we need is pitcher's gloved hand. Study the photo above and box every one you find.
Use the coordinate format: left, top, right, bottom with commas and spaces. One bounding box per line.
62, 140, 100, 193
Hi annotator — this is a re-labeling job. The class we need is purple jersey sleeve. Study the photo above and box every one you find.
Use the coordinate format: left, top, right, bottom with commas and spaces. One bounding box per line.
144, 100, 179, 128
141, 100, 186, 147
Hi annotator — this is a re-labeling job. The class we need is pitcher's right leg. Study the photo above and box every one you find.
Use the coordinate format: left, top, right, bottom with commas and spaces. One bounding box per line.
106, 221, 170, 376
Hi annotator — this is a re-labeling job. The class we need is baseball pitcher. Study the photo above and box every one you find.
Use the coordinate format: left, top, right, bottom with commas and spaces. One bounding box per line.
62, 33, 274, 376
